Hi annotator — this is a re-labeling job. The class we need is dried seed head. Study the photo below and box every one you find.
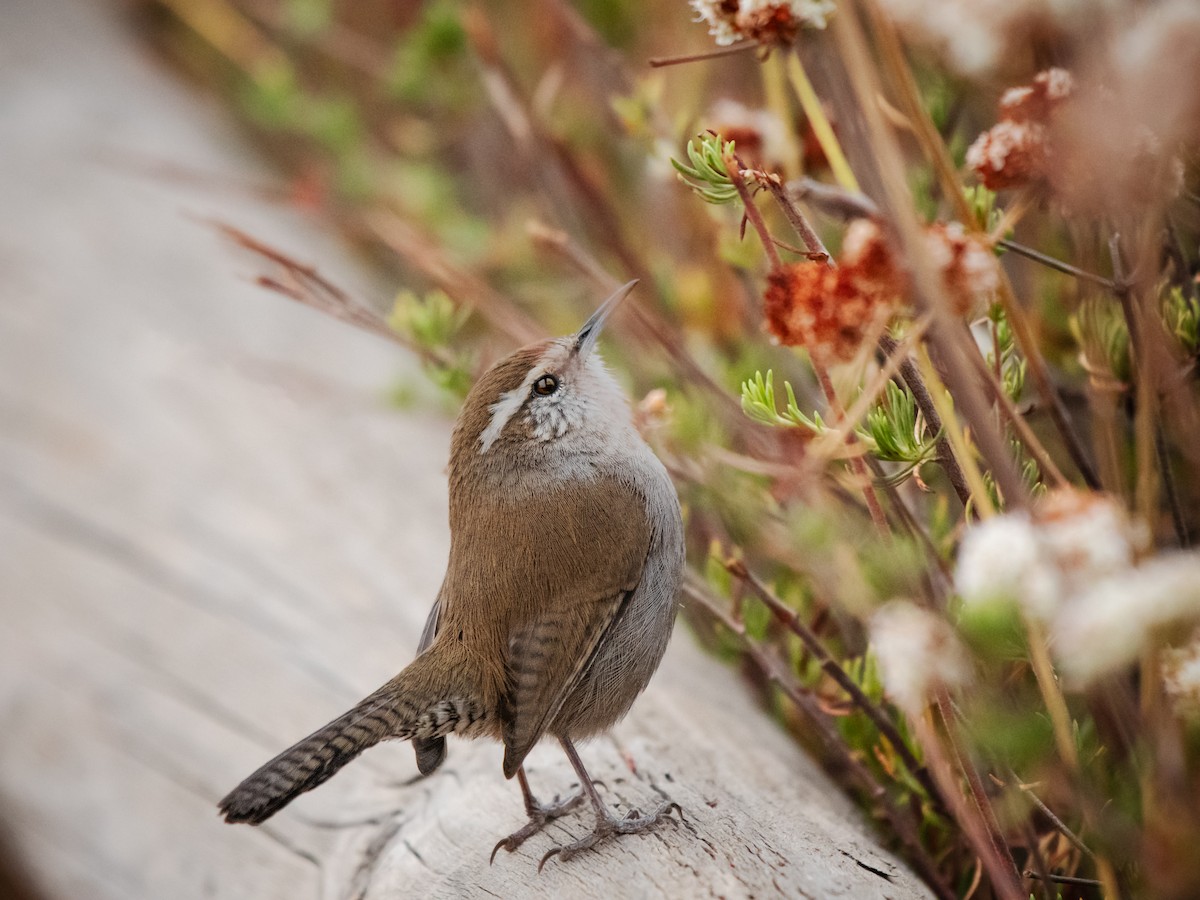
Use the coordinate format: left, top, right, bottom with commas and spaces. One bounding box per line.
955, 512, 1062, 621
954, 490, 1144, 623
966, 68, 1073, 192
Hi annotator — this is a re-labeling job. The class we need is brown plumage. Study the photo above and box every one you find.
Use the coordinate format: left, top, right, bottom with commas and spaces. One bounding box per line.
219, 281, 685, 864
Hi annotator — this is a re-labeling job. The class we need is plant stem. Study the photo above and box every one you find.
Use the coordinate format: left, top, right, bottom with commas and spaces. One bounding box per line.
813, 366, 892, 535
1025, 618, 1078, 771
859, 0, 1100, 492
915, 348, 995, 517
1025, 872, 1103, 887
1156, 424, 1189, 547
760, 178, 974, 509
725, 149, 783, 270
936, 696, 1022, 889
879, 334, 973, 507
1008, 771, 1093, 858
784, 52, 859, 192
912, 706, 1024, 900
761, 174, 830, 261
759, 52, 803, 176
648, 40, 757, 68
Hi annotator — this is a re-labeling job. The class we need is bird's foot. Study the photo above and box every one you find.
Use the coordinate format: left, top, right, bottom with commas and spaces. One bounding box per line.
490, 791, 585, 863
538, 800, 683, 871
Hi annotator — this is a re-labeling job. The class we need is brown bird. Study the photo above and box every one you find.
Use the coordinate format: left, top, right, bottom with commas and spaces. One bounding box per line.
219, 280, 686, 864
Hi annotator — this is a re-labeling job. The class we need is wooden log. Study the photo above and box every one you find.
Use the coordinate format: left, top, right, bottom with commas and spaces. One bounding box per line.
0, 1, 932, 897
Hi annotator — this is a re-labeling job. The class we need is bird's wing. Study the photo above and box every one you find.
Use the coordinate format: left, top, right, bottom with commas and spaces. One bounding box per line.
412, 598, 447, 775
498, 475, 651, 777
417, 598, 441, 653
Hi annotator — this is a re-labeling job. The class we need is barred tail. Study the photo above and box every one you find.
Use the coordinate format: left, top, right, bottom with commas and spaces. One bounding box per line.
219, 650, 484, 825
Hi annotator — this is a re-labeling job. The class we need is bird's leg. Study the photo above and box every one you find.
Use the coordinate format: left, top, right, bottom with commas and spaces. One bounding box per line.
539, 737, 682, 870
489, 766, 584, 862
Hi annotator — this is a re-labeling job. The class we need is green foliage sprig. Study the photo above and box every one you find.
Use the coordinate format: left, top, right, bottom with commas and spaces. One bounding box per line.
985, 310, 1026, 401
859, 381, 939, 483
741, 370, 827, 431
671, 135, 739, 205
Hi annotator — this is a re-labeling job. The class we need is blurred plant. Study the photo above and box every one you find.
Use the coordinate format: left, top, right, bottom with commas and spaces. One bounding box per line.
387, 289, 474, 399
143, 0, 1200, 896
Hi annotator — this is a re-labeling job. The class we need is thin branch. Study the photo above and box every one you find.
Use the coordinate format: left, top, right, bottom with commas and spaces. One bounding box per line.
1024, 871, 1103, 888
1156, 424, 1190, 547
998, 279, 1103, 490
998, 239, 1119, 291
910, 704, 1025, 900
758, 172, 830, 262
758, 178, 973, 508
879, 334, 973, 508
830, 0, 1030, 512
936, 696, 1023, 891
648, 41, 757, 68
786, 178, 879, 221
1019, 819, 1056, 900
727, 152, 890, 532
1009, 775, 1094, 859
725, 151, 783, 270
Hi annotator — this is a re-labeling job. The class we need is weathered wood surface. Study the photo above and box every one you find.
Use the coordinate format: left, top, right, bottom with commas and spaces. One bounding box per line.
0, 1, 933, 898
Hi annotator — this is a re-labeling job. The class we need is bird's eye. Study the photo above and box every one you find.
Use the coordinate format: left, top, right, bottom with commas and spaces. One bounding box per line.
533, 374, 559, 396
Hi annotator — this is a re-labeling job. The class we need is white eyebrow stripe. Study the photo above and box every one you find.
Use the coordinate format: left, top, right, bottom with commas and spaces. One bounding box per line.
479, 367, 541, 454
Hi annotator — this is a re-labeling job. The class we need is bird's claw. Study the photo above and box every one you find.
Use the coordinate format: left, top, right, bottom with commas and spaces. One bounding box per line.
489, 791, 585, 864
536, 799, 683, 871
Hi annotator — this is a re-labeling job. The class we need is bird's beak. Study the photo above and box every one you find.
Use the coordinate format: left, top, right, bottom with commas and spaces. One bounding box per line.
573, 279, 637, 360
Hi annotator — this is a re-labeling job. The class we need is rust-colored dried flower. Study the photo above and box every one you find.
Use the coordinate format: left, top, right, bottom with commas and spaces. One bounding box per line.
966, 119, 1049, 191
966, 67, 1072, 191
840, 218, 901, 300
999, 67, 1073, 122
764, 255, 898, 364
841, 218, 999, 317
924, 222, 1000, 316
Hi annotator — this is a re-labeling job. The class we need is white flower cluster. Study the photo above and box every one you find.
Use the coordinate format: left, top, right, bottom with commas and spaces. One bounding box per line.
689, 0, 836, 46
1163, 633, 1200, 719
1055, 557, 1200, 686
956, 490, 1140, 620
870, 600, 972, 715
955, 490, 1200, 691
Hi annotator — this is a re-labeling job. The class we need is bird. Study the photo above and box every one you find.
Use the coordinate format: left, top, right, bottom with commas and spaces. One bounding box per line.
218, 280, 687, 866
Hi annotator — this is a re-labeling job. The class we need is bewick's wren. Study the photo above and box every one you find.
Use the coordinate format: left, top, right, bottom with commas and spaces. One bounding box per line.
219, 280, 686, 865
